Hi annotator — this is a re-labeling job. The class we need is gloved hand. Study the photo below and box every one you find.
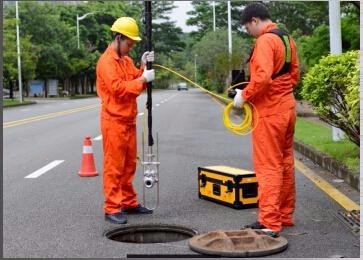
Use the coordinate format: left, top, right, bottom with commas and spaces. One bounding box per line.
142, 69, 155, 83
233, 89, 244, 108
141, 51, 155, 65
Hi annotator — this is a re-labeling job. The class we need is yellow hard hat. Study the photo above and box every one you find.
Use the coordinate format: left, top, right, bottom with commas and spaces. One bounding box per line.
110, 17, 141, 41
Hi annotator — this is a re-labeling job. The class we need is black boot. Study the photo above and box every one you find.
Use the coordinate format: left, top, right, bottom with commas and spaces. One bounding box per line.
122, 204, 153, 214
105, 212, 127, 224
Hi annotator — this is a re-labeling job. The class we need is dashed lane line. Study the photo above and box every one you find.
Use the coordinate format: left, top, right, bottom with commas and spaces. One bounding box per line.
24, 160, 65, 179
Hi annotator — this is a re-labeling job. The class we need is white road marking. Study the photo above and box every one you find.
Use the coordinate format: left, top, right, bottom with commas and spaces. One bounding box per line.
156, 104, 160, 107
25, 160, 64, 179
137, 112, 144, 116
93, 135, 102, 141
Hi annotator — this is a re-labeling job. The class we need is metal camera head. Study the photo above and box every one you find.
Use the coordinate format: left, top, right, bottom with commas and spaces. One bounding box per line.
144, 176, 156, 188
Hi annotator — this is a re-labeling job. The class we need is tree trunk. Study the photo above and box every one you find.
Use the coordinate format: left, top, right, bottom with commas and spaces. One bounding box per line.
10, 80, 14, 99
44, 79, 48, 98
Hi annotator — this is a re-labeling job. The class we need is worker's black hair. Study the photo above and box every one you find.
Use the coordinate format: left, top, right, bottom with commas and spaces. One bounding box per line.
241, 2, 271, 25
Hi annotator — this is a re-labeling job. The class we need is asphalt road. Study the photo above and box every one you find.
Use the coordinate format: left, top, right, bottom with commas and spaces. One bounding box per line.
3, 89, 360, 258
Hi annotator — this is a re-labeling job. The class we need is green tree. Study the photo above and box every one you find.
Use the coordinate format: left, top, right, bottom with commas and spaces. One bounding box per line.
3, 16, 39, 94
193, 29, 248, 93
301, 51, 359, 146
266, 1, 329, 35
3, 18, 18, 89
299, 25, 329, 68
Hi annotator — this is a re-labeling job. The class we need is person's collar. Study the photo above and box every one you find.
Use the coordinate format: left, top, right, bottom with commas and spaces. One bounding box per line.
258, 22, 277, 36
107, 44, 121, 60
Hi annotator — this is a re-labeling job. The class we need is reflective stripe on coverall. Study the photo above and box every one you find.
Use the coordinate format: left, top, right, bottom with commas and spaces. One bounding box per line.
96, 45, 145, 214
241, 23, 299, 232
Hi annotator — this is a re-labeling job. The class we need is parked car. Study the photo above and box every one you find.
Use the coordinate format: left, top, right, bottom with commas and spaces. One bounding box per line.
177, 82, 188, 91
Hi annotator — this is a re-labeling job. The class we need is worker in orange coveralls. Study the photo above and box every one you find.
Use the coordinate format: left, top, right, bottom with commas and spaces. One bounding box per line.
233, 3, 299, 237
96, 17, 155, 224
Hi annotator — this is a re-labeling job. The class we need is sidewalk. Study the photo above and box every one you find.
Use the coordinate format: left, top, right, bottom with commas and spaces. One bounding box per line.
294, 100, 359, 191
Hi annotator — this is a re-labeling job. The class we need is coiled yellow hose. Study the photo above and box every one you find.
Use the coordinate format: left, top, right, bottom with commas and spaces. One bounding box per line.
153, 64, 257, 135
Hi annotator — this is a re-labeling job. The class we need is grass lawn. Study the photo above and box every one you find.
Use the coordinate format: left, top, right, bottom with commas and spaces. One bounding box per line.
2, 99, 35, 108
295, 117, 359, 172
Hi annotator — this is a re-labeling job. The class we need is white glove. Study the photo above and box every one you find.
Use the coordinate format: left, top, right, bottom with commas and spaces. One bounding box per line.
142, 69, 155, 83
141, 51, 154, 65
233, 89, 244, 108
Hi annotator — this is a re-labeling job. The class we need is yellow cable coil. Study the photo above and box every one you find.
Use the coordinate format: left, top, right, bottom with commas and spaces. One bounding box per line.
153, 64, 256, 135
222, 102, 253, 135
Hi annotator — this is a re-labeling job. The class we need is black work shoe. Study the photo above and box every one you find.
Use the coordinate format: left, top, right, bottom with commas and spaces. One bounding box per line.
242, 222, 279, 238
242, 222, 267, 229
105, 212, 127, 224
257, 229, 280, 238
122, 204, 153, 214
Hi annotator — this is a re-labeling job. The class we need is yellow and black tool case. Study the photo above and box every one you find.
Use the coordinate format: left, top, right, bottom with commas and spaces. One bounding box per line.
198, 165, 258, 209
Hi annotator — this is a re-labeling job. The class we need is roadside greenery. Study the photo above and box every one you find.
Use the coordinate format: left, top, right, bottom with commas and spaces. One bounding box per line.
4, 1, 359, 97
301, 51, 359, 146
295, 117, 359, 172
2, 99, 35, 107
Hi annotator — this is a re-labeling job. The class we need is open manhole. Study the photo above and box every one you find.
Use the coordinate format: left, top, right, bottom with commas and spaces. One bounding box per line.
105, 224, 198, 243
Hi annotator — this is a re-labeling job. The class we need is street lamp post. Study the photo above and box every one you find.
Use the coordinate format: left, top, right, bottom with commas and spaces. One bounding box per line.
194, 54, 197, 83
212, 1, 216, 31
227, 1, 232, 80
328, 0, 344, 141
16, 1, 23, 103
227, 1, 232, 55
77, 12, 95, 49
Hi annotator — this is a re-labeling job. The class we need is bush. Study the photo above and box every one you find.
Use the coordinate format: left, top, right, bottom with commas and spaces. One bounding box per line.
301, 50, 359, 146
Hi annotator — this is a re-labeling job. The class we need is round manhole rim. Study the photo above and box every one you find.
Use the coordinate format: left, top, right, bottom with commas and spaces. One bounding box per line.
104, 223, 199, 244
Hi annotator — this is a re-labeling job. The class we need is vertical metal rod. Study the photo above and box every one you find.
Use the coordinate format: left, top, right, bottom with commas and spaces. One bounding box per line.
145, 0, 154, 147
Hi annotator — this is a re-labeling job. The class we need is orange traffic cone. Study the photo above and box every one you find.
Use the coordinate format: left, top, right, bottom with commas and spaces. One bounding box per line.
78, 136, 98, 177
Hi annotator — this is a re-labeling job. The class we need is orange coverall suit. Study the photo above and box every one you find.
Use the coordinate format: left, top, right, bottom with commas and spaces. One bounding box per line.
241, 23, 299, 232
96, 45, 145, 215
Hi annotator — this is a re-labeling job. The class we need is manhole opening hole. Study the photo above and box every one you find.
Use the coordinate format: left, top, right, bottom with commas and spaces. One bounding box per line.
105, 224, 198, 244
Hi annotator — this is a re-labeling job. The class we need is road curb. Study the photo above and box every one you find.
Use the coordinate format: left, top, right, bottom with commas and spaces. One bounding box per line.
293, 140, 359, 191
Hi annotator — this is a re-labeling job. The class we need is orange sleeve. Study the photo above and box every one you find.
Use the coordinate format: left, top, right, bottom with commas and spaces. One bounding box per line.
242, 36, 274, 101
97, 56, 145, 97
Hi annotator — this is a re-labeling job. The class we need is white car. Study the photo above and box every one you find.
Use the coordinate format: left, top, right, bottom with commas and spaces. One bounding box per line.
177, 82, 188, 91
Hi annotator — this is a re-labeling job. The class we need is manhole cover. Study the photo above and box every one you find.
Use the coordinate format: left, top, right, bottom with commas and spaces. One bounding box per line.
105, 224, 198, 243
188, 228, 288, 257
